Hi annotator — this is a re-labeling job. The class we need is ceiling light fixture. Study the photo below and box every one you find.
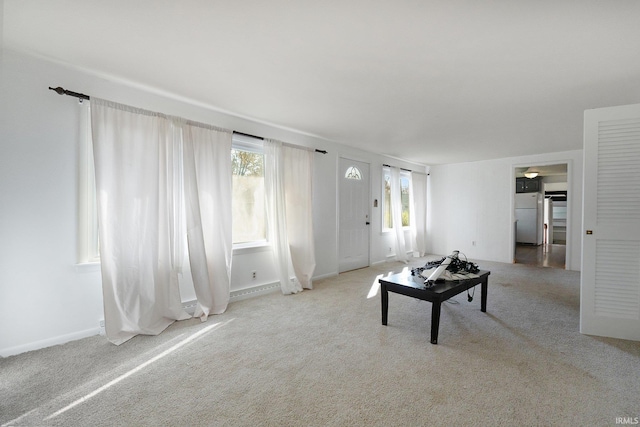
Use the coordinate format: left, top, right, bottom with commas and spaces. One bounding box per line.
524, 168, 539, 179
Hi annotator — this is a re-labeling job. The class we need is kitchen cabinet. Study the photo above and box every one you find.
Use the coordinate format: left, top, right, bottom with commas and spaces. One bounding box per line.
516, 177, 541, 193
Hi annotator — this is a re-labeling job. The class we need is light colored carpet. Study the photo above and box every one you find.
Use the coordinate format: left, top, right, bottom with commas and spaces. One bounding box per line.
1, 257, 639, 426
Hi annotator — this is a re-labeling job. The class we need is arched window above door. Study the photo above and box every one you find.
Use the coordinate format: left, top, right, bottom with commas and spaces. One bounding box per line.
345, 166, 362, 180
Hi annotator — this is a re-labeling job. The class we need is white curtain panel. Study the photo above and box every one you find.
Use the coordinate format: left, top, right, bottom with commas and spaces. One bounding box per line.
264, 140, 300, 294
91, 99, 190, 345
264, 140, 315, 295
282, 145, 316, 289
407, 172, 417, 255
182, 123, 233, 320
390, 167, 409, 263
168, 124, 187, 274
411, 172, 428, 256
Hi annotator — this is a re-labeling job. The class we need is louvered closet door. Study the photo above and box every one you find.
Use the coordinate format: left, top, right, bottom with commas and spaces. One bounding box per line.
581, 103, 640, 341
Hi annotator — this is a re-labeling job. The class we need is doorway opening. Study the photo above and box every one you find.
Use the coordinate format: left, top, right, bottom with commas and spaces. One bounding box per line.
514, 163, 568, 269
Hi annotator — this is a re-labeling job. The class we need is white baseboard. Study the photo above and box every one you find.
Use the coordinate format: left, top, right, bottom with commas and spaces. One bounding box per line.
2, 279, 322, 357
0, 327, 101, 358
312, 271, 338, 280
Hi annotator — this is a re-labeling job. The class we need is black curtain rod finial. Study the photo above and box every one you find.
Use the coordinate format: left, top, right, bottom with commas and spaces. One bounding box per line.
50, 86, 66, 96
49, 86, 90, 101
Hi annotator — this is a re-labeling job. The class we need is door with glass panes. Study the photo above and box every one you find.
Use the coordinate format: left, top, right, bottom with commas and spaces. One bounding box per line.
339, 158, 370, 272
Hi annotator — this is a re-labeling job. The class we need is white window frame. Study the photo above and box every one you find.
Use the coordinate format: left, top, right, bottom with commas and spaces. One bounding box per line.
399, 170, 411, 229
382, 166, 411, 232
231, 133, 268, 250
382, 166, 393, 232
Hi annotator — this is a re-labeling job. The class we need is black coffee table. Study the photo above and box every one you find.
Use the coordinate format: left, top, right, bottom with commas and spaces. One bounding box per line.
379, 270, 490, 344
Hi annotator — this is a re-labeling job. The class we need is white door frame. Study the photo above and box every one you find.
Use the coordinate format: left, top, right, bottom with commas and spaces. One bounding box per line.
511, 160, 572, 270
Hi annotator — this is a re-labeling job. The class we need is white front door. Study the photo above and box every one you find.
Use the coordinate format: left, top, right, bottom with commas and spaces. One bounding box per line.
338, 158, 370, 273
581, 103, 640, 341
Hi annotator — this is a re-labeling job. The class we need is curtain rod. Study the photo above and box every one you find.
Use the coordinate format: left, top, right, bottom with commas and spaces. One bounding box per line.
49, 86, 328, 154
233, 130, 263, 140
233, 131, 327, 154
383, 164, 413, 172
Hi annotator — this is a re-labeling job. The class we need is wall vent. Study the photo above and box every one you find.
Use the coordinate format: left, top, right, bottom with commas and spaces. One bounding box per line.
180, 282, 281, 313
230, 282, 280, 302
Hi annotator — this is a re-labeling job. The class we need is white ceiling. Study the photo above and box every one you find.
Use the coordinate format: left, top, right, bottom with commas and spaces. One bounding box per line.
3, 1, 640, 165
515, 163, 567, 178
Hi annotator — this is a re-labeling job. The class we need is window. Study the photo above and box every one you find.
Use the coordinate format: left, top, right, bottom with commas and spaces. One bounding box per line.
400, 173, 411, 227
345, 166, 362, 180
80, 118, 267, 262
382, 167, 411, 230
231, 134, 266, 246
383, 172, 392, 229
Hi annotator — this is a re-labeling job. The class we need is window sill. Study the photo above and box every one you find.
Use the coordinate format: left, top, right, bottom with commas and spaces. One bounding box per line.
73, 244, 271, 273
75, 261, 101, 273
381, 227, 412, 233
232, 242, 271, 255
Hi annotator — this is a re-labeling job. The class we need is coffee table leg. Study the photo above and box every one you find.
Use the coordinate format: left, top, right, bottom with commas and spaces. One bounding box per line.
381, 283, 388, 325
431, 302, 441, 344
481, 277, 488, 312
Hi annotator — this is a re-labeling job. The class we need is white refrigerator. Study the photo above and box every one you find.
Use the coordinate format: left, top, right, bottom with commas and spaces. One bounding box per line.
515, 192, 544, 245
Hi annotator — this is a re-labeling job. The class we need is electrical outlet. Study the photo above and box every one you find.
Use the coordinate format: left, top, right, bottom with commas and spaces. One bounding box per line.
472, 241, 476, 246
252, 271, 257, 279
388, 247, 392, 253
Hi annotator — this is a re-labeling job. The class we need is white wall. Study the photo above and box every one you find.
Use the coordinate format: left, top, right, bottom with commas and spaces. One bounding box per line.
0, 50, 424, 356
426, 150, 583, 271
2, 49, 586, 356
